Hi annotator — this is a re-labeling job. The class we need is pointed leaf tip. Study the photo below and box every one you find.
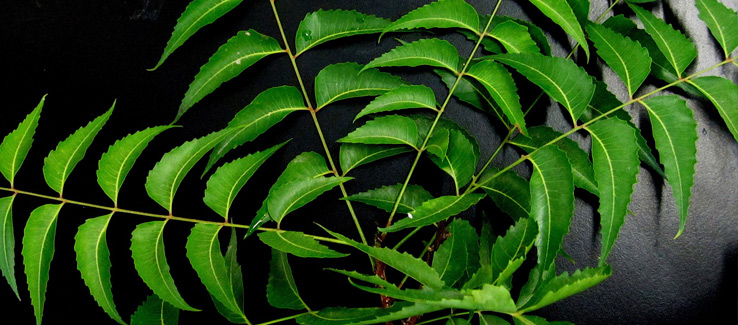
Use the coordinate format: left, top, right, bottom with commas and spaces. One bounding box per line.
0, 95, 45, 186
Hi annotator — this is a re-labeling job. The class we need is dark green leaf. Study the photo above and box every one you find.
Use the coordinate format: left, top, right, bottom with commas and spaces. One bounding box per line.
436, 68, 497, 114
380, 194, 484, 232
296, 303, 429, 325
344, 183, 433, 214
0, 196, 18, 299
478, 168, 530, 221
258, 230, 348, 258
465, 60, 526, 134
480, 314, 510, 325
428, 129, 479, 191
364, 38, 461, 72
267, 249, 308, 309
688, 76, 738, 143
333, 269, 457, 302
22, 204, 63, 325
267, 176, 351, 224
314, 62, 406, 110
696, 0, 738, 57
295, 9, 391, 57
178, 29, 283, 121
567, 0, 590, 25
513, 315, 573, 325
339, 115, 420, 148
433, 219, 478, 286
586, 22, 651, 97
497, 17, 551, 55
354, 85, 437, 121
131, 294, 179, 325
489, 20, 540, 54
490, 218, 537, 288
382, 0, 480, 36
528, 0, 589, 59
0, 95, 44, 186
213, 228, 246, 323
520, 266, 612, 312
339, 144, 412, 174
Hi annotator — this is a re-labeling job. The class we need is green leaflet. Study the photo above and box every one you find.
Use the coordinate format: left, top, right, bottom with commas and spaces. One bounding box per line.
428, 129, 480, 191
354, 85, 438, 121
478, 221, 494, 267
314, 62, 406, 110
493, 53, 594, 123
567, 0, 590, 26
205, 86, 307, 174
354, 303, 445, 325
586, 22, 651, 98
43, 103, 114, 196
465, 59, 526, 134
519, 266, 612, 313
489, 20, 540, 54
641, 96, 698, 238
145, 129, 232, 213
513, 315, 573, 325
527, 0, 589, 60
186, 224, 247, 322
258, 230, 348, 258
131, 294, 179, 325
688, 76, 738, 143
432, 219, 479, 287
630, 4, 696, 78
97, 126, 174, 205
204, 142, 286, 219
586, 119, 640, 265
178, 29, 283, 121
0, 95, 44, 186
22, 203, 63, 325
528, 146, 574, 281
436, 68, 499, 117
339, 115, 420, 149
497, 17, 552, 55
150, 0, 244, 70
333, 269, 457, 302
212, 228, 246, 323
380, 194, 484, 232
427, 127, 450, 159
0, 196, 18, 299
130, 221, 198, 311
382, 0, 480, 36
510, 126, 598, 195
267, 249, 308, 310
696, 0, 738, 57
267, 176, 352, 224
364, 38, 461, 73
490, 218, 537, 288
343, 183, 433, 214
295, 9, 390, 57
324, 227, 446, 290
74, 213, 125, 325
296, 302, 430, 325
339, 144, 412, 174
480, 314, 510, 325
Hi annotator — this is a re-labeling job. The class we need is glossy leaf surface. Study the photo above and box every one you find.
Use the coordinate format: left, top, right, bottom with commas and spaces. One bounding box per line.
365, 38, 460, 72
0, 196, 17, 299
131, 294, 179, 325
267, 249, 308, 309
339, 115, 420, 148
428, 129, 479, 191
0, 95, 44, 186
339, 144, 412, 175
355, 85, 437, 121
586, 23, 651, 97
630, 4, 696, 77
520, 266, 611, 312
382, 0, 480, 36
689, 76, 738, 143
489, 20, 540, 54
696, 0, 738, 57
314, 62, 406, 110
478, 168, 530, 221
528, 0, 589, 59
466, 59, 526, 134
22, 204, 63, 325
267, 176, 352, 224
295, 9, 390, 57
258, 230, 348, 258
432, 219, 478, 286
380, 194, 484, 232
344, 183, 433, 214
490, 218, 537, 287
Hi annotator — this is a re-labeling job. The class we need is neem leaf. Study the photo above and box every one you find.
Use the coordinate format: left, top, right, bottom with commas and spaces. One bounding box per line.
296, 303, 428, 325
641, 96, 698, 238
258, 230, 348, 258
97, 126, 174, 205
479, 170, 531, 222
150, 0, 244, 70
688, 76, 738, 143
630, 4, 697, 78
0, 196, 18, 299
364, 38, 461, 73
432, 219, 478, 286
22, 204, 63, 325
696, 0, 738, 57
586, 22, 651, 98
382, 0, 480, 36
131, 294, 179, 325
0, 95, 44, 186
355, 85, 438, 121
465, 59, 526, 134
344, 183, 433, 214
527, 0, 589, 59
178, 29, 284, 121
212, 228, 246, 323
145, 129, 232, 213
380, 194, 484, 232
339, 144, 412, 175
428, 129, 479, 191
339, 115, 420, 149
520, 266, 612, 313
267, 176, 352, 224
490, 217, 537, 287
43, 103, 114, 196
586, 119, 640, 265
489, 20, 540, 54
74, 213, 125, 325
130, 221, 198, 311
295, 9, 390, 57
267, 249, 308, 310
314, 62, 406, 110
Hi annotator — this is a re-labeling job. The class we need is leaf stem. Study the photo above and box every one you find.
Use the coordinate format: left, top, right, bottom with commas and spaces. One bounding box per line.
255, 311, 310, 325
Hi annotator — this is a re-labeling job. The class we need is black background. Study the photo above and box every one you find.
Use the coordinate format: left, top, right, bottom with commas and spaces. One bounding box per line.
2, 0, 737, 324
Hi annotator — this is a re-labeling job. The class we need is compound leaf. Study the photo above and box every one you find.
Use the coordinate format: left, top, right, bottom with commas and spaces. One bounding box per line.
258, 230, 348, 258
630, 4, 696, 78
22, 204, 63, 325
339, 144, 412, 174
315, 62, 406, 110
267, 249, 308, 309
131, 294, 179, 325
0, 95, 44, 186
586, 22, 651, 97
355, 85, 437, 121
364, 38, 461, 73
295, 9, 391, 57
380, 194, 485, 232
339, 115, 420, 148
382, 0, 480, 36
344, 183, 433, 214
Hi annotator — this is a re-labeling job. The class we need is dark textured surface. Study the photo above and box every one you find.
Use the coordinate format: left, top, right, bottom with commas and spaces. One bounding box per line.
2, 1, 737, 324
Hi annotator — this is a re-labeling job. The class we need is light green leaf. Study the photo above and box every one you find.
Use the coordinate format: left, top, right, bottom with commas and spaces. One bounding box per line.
259, 231, 348, 258
22, 204, 63, 325
43, 103, 114, 196
267, 177, 352, 224
465, 59, 526, 134
382, 0, 480, 36
130, 221, 198, 311
480, 314, 510, 325
478, 168, 530, 221
489, 20, 540, 54
493, 53, 595, 122
324, 227, 446, 290
178, 29, 283, 121
630, 4, 696, 78
428, 129, 479, 191
0, 196, 18, 299
204, 142, 285, 218
145, 129, 232, 213
212, 228, 246, 323
186, 224, 246, 321
433, 219, 478, 286
314, 62, 406, 110
295, 9, 391, 57
130, 294, 179, 325
567, 0, 590, 25
365, 38, 461, 72
426, 127, 450, 159
74, 213, 125, 325
641, 96, 698, 238
528, 146, 574, 281
513, 315, 573, 325
429, 284, 517, 313
339, 144, 411, 175
586, 22, 651, 97
520, 266, 612, 312
380, 194, 484, 232
355, 85, 437, 121
296, 302, 432, 325
97, 126, 174, 205
0, 95, 44, 186
688, 76, 738, 143
339, 115, 420, 148
696, 0, 738, 57
527, 0, 589, 59
205, 86, 307, 174
586, 119, 640, 265
150, 0, 244, 70
490, 218, 537, 287
497, 17, 552, 55
267, 249, 308, 310
344, 183, 433, 214
509, 126, 598, 195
